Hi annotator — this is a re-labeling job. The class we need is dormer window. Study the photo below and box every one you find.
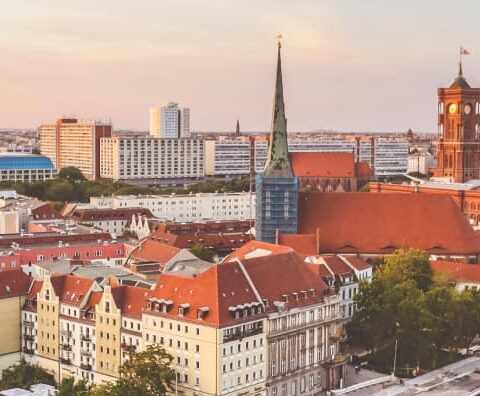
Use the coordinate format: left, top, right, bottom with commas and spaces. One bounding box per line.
197, 307, 210, 320
282, 294, 289, 303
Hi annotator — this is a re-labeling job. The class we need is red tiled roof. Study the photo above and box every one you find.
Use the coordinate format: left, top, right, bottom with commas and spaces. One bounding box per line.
83, 290, 102, 312
323, 256, 354, 277
147, 241, 328, 327
50, 274, 94, 306
290, 152, 356, 178
72, 208, 153, 222
150, 262, 257, 327
345, 256, 371, 271
239, 251, 328, 309
355, 161, 373, 178
225, 240, 293, 261
431, 260, 480, 284
111, 285, 152, 319
28, 279, 43, 299
0, 270, 31, 299
278, 233, 318, 255
298, 192, 480, 255
129, 238, 181, 264
32, 204, 63, 220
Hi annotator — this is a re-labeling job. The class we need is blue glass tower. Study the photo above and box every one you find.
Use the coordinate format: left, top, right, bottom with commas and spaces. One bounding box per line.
256, 40, 298, 243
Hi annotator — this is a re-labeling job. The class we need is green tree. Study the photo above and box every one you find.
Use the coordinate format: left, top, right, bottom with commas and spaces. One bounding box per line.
190, 243, 215, 262
58, 166, 86, 182
0, 359, 54, 390
57, 377, 90, 396
89, 344, 174, 396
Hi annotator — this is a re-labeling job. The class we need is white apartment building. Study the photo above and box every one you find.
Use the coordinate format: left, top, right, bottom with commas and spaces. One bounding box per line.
150, 103, 190, 138
205, 135, 409, 177
90, 192, 255, 222
100, 137, 204, 181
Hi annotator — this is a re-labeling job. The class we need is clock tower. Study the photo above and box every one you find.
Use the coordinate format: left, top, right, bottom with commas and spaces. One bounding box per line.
434, 63, 480, 182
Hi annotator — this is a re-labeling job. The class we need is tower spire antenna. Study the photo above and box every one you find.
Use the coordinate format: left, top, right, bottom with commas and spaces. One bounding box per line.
459, 46, 463, 77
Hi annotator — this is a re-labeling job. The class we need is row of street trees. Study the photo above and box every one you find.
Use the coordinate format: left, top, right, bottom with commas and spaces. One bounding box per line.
347, 249, 480, 374
0, 345, 174, 396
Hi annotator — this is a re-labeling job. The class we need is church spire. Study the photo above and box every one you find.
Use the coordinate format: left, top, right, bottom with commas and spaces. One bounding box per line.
264, 37, 293, 177
236, 119, 240, 135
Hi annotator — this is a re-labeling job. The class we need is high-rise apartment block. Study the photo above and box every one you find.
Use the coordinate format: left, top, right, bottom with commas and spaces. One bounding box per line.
150, 103, 190, 138
100, 136, 204, 181
39, 118, 112, 180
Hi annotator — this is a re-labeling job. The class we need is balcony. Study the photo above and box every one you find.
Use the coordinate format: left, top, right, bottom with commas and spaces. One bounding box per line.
121, 343, 136, 352
23, 334, 34, 342
80, 363, 92, 371
23, 320, 34, 328
268, 313, 344, 338
80, 349, 92, 357
60, 358, 72, 365
80, 334, 92, 342
23, 347, 34, 355
60, 329, 72, 337
324, 353, 350, 367
223, 325, 263, 343
60, 344, 72, 351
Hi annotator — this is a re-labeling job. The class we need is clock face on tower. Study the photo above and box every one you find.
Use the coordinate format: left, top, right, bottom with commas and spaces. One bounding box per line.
464, 104, 472, 114
448, 103, 457, 114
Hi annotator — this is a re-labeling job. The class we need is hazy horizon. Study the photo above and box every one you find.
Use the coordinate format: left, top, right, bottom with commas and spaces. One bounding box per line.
1, 0, 480, 132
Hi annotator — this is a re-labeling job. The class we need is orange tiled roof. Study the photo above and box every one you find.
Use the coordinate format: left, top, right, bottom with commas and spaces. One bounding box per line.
290, 152, 356, 178
28, 279, 43, 299
129, 238, 181, 264
278, 233, 318, 255
431, 260, 480, 284
111, 285, 152, 319
50, 274, 94, 306
355, 161, 373, 178
224, 240, 293, 261
298, 192, 480, 255
147, 241, 328, 327
0, 270, 31, 299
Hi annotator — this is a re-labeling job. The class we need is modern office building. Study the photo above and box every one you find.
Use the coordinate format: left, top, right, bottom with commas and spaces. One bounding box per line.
255, 41, 298, 243
39, 118, 112, 180
205, 135, 408, 178
0, 154, 56, 183
100, 136, 204, 181
90, 192, 255, 222
149, 103, 190, 138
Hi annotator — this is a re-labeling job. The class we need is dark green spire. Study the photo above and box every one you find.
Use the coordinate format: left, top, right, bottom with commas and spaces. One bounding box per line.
264, 40, 293, 177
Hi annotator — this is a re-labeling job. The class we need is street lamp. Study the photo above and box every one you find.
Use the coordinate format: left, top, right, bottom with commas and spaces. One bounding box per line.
392, 322, 400, 376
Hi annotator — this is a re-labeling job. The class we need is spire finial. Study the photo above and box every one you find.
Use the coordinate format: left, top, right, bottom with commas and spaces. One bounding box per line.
276, 34, 282, 49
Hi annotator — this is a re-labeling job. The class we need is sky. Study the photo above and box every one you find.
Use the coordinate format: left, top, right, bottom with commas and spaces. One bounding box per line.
1, 0, 480, 133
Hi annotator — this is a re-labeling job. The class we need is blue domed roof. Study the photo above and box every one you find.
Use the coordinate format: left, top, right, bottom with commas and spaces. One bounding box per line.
0, 154, 55, 170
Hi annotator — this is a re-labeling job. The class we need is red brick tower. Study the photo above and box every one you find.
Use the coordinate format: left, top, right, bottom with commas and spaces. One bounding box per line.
434, 62, 480, 182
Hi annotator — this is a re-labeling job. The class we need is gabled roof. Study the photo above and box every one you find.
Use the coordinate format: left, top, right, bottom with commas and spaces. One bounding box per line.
0, 270, 31, 299
111, 285, 152, 319
225, 240, 293, 261
147, 241, 329, 327
290, 152, 356, 178
277, 233, 317, 255
298, 192, 480, 255
151, 262, 257, 327
431, 260, 480, 284
129, 238, 181, 264
50, 274, 94, 306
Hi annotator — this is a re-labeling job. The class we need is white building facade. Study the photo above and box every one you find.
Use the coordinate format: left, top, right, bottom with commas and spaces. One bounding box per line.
149, 103, 190, 138
100, 137, 204, 181
90, 192, 255, 222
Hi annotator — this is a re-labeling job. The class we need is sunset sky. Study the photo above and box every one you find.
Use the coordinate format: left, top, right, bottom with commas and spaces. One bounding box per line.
1, 0, 480, 132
